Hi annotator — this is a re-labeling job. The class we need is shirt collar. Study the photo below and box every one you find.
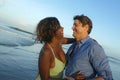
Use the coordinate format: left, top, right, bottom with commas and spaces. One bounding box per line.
78, 36, 90, 45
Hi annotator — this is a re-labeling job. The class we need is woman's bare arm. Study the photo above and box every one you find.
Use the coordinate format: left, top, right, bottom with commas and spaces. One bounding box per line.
61, 38, 76, 44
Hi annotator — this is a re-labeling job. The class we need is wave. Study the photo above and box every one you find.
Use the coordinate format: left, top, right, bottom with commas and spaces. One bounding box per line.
0, 24, 35, 46
108, 56, 120, 64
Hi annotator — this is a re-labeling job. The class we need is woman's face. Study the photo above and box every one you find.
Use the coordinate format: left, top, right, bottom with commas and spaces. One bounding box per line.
55, 26, 64, 39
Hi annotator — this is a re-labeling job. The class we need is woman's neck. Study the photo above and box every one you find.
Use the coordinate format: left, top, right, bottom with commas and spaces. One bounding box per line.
48, 37, 61, 48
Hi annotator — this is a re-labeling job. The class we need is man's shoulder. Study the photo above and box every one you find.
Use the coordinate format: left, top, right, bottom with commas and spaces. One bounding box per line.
86, 38, 102, 48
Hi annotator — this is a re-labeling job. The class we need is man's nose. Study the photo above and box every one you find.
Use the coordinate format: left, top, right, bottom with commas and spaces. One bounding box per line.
61, 27, 64, 29
72, 26, 75, 30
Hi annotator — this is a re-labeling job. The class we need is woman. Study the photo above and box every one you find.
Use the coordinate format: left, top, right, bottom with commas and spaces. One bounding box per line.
36, 17, 75, 80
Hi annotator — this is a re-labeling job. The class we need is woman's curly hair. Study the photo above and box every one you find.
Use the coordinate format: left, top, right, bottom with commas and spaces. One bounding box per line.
36, 17, 60, 43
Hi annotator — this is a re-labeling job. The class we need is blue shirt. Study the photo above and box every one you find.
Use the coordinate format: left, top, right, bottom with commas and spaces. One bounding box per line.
65, 36, 113, 80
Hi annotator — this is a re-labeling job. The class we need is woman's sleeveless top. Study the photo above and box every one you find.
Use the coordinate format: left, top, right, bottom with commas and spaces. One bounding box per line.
36, 44, 66, 80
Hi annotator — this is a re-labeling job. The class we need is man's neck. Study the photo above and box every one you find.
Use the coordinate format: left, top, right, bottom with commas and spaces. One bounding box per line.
76, 34, 88, 42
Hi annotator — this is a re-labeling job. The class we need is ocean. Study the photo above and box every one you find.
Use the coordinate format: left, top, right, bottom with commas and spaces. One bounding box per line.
0, 24, 120, 80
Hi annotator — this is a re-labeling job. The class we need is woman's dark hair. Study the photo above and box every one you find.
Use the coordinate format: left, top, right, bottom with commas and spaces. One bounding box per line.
74, 14, 92, 34
36, 17, 60, 43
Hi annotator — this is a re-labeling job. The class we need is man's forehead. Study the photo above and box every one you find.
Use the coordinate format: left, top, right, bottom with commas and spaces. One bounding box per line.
74, 19, 80, 24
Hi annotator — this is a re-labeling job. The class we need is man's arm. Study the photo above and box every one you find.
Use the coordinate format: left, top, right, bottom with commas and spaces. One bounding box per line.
89, 44, 113, 80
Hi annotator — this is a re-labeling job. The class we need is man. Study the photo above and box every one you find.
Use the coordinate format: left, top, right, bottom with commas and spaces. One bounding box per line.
65, 15, 113, 80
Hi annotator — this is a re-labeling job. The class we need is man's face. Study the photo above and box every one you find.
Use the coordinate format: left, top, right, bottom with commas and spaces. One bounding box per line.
72, 19, 86, 40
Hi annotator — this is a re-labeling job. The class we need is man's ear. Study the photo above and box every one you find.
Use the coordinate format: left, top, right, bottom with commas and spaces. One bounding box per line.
84, 24, 89, 31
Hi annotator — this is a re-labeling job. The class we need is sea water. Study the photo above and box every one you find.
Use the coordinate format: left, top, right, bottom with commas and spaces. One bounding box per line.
0, 24, 120, 80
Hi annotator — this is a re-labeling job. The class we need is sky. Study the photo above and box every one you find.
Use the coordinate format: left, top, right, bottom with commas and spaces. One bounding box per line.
0, 0, 120, 57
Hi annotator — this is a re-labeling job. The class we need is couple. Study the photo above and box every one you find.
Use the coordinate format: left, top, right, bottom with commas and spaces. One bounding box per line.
36, 15, 113, 80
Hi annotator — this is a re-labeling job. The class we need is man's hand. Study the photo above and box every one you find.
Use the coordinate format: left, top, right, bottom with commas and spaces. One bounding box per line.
91, 77, 104, 80
64, 76, 75, 80
73, 71, 86, 80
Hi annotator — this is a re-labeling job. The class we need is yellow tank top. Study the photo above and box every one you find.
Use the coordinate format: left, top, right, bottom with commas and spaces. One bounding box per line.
36, 44, 66, 80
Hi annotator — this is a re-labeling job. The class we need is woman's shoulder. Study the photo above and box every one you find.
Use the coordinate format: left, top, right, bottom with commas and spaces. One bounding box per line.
39, 45, 52, 59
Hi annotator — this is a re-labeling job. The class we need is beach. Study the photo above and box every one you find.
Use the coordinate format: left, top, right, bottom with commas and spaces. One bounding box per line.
0, 24, 120, 80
